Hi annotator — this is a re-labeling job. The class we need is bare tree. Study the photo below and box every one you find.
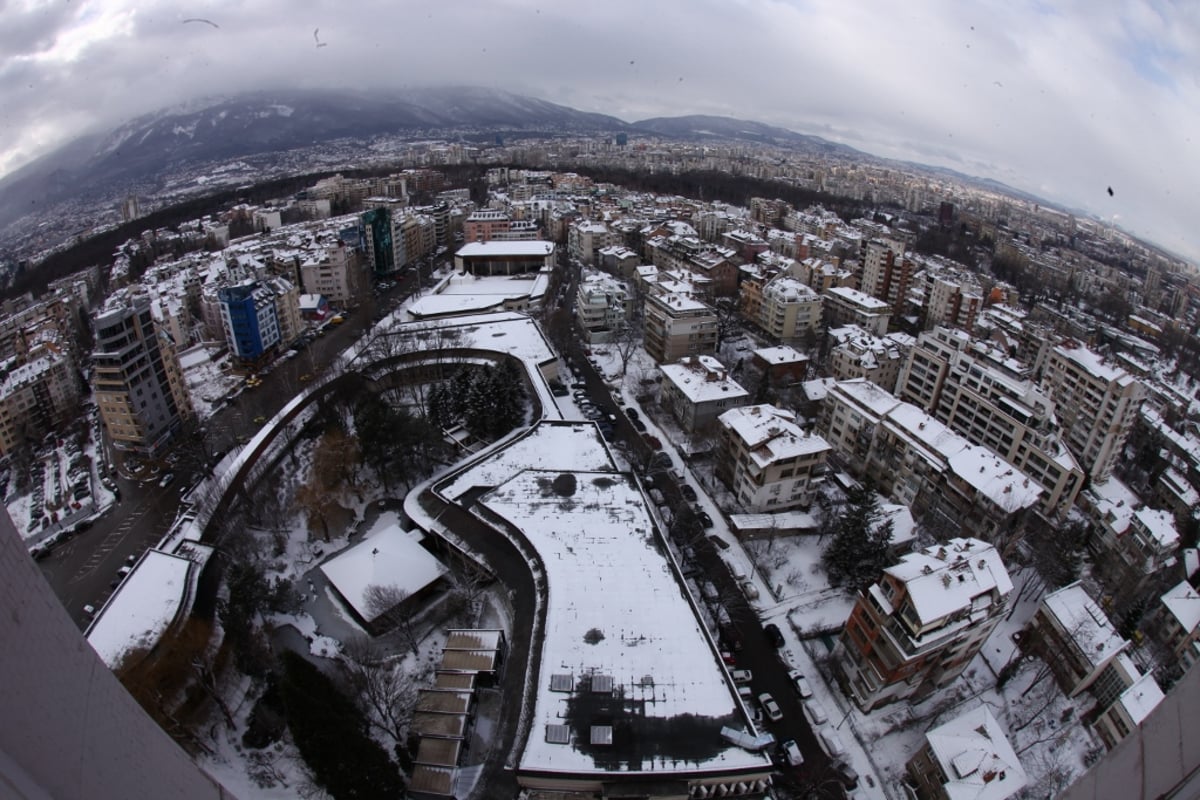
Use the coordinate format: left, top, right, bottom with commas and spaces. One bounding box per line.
363, 583, 420, 655
341, 636, 421, 747
610, 318, 642, 378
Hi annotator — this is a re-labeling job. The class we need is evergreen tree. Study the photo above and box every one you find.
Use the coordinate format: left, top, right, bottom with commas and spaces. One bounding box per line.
822, 482, 894, 592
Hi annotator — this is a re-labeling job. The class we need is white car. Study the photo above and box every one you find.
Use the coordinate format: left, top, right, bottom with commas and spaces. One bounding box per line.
781, 738, 804, 766
758, 693, 783, 722
788, 669, 813, 698
803, 698, 829, 726
729, 669, 753, 684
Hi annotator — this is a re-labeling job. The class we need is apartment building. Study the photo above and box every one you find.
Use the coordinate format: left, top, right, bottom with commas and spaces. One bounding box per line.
922, 272, 984, 334
905, 707, 1026, 800
860, 238, 915, 310
827, 325, 909, 393
567, 220, 620, 266
750, 345, 809, 386
822, 286, 892, 336
897, 327, 1084, 516
1040, 342, 1147, 483
1154, 581, 1200, 672
0, 346, 80, 455
575, 273, 632, 344
300, 242, 363, 306
659, 355, 750, 434
1027, 583, 1163, 749
92, 291, 194, 457
643, 293, 718, 363
217, 281, 283, 365
645, 235, 739, 296
1091, 506, 1180, 593
757, 276, 822, 343
715, 404, 830, 511
836, 538, 1013, 710
463, 209, 512, 243
819, 379, 1043, 544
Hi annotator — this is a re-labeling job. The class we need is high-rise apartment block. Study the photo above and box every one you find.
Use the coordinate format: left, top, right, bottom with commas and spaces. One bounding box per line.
1039, 342, 1147, 483
897, 327, 1084, 515
92, 292, 193, 457
836, 538, 1012, 710
218, 281, 283, 365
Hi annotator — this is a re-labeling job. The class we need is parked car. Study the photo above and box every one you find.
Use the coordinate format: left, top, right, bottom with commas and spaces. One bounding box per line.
697, 511, 715, 529
625, 407, 639, 421
758, 693, 783, 722
679, 484, 697, 502
764, 623, 786, 648
803, 698, 829, 726
730, 669, 753, 684
780, 738, 804, 766
788, 669, 813, 698
158, 472, 174, 488
819, 730, 848, 763
741, 581, 760, 601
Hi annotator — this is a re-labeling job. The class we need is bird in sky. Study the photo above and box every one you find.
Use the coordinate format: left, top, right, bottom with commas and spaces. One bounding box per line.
1107, 186, 1114, 197
182, 18, 219, 29
314, 28, 327, 47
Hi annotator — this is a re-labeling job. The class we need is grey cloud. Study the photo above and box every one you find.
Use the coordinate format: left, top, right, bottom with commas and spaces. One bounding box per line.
0, 0, 1196, 262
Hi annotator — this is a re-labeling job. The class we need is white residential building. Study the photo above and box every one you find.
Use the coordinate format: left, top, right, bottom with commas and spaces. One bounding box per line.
905, 706, 1027, 800
1040, 342, 1147, 483
716, 404, 830, 511
659, 355, 750, 433
575, 273, 632, 344
822, 286, 892, 336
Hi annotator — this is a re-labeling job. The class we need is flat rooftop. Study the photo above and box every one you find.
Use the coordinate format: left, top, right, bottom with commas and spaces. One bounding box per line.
440, 422, 769, 777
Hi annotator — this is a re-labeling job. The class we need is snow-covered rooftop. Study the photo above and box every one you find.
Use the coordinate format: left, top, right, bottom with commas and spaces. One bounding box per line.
1161, 580, 1200, 634
319, 525, 447, 623
455, 240, 554, 257
661, 356, 749, 404
1054, 342, 1136, 386
753, 345, 807, 365
924, 706, 1027, 800
718, 404, 831, 465
1131, 507, 1180, 550
86, 551, 194, 668
1040, 583, 1128, 669
441, 422, 769, 776
831, 378, 902, 418
825, 286, 890, 310
886, 538, 1013, 627
1114, 660, 1164, 725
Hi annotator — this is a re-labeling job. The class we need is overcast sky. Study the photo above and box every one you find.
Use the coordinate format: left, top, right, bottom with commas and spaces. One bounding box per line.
3, 0, 1197, 262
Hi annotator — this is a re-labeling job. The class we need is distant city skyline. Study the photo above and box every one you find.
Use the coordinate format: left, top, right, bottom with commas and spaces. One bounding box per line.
2, 0, 1195, 262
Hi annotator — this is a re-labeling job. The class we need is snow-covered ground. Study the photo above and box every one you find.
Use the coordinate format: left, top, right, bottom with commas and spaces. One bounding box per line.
179, 342, 242, 418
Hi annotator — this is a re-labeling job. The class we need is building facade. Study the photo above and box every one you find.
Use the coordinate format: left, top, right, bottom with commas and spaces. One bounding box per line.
1040, 342, 1147, 483
716, 404, 830, 511
822, 286, 892, 336
643, 293, 719, 363
218, 281, 283, 365
896, 326, 1084, 516
836, 538, 1013, 710
92, 292, 193, 457
659, 355, 750, 434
